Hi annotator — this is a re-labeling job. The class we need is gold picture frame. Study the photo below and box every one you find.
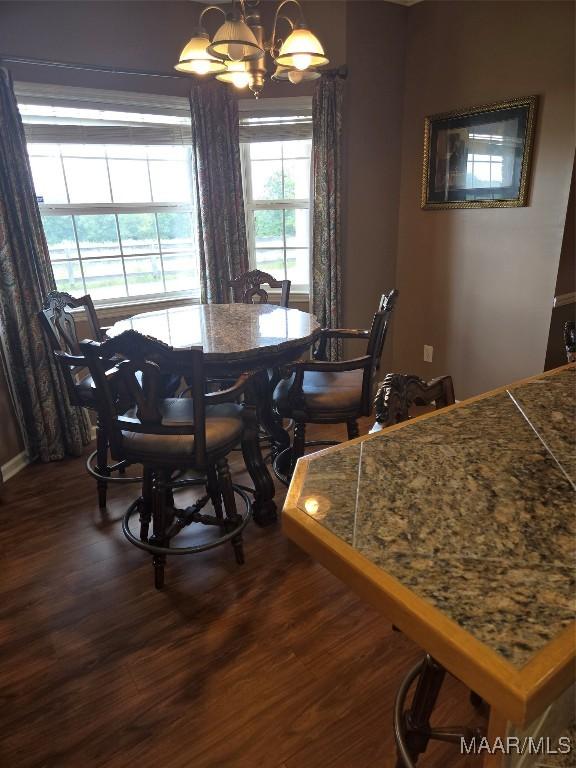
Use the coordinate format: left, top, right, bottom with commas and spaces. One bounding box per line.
421, 95, 538, 210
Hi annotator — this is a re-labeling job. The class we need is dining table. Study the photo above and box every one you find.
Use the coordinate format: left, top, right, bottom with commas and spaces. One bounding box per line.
283, 364, 575, 766
108, 302, 321, 525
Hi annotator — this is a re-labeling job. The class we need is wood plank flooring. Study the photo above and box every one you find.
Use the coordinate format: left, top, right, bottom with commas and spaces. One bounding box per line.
0, 420, 484, 768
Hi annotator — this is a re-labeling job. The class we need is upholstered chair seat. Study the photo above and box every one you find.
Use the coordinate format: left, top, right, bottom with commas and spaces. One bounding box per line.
121, 400, 244, 461
274, 368, 363, 415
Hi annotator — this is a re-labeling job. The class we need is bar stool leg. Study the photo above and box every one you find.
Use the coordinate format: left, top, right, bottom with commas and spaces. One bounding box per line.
217, 457, 244, 566
396, 655, 446, 767
95, 419, 110, 509
206, 465, 224, 523
139, 468, 153, 542
150, 469, 169, 590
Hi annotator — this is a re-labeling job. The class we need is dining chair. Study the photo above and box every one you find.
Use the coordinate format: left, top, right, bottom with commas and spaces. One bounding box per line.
370, 373, 455, 432
272, 289, 398, 480
224, 269, 291, 307
38, 290, 138, 508
81, 330, 257, 589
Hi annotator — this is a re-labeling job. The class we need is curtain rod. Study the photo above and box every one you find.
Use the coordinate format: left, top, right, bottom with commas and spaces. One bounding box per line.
0, 54, 348, 82
0, 54, 189, 80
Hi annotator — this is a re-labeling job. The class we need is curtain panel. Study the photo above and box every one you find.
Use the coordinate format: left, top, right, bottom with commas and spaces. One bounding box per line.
0, 68, 91, 462
312, 75, 344, 361
189, 83, 248, 304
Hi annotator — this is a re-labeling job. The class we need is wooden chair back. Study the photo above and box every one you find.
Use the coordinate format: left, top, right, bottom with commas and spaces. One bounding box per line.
372, 373, 455, 430
38, 291, 103, 404
361, 289, 399, 412
81, 331, 208, 465
40, 291, 103, 355
225, 269, 291, 308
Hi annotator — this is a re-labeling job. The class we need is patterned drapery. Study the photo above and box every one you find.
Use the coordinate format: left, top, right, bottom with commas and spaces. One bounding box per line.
0, 68, 91, 461
189, 83, 248, 304
312, 74, 344, 361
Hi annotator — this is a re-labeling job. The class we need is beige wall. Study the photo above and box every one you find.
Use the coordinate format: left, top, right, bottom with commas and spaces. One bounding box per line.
342, 1, 407, 364
392, 0, 575, 399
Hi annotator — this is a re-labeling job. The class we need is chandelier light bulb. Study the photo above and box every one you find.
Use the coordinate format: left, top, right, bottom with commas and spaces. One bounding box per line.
287, 69, 305, 84
231, 71, 251, 88
216, 60, 251, 89
292, 53, 312, 71
192, 59, 211, 75
228, 43, 246, 62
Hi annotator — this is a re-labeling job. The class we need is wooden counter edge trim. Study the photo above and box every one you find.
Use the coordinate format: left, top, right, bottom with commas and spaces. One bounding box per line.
282, 496, 528, 725
518, 623, 576, 724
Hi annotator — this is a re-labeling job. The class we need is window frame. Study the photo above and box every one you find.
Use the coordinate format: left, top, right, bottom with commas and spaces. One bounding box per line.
240, 141, 312, 295
29, 140, 201, 307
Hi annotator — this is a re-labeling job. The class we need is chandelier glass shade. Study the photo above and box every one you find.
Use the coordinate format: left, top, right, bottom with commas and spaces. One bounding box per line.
174, 30, 228, 75
175, 0, 330, 96
206, 14, 264, 62
275, 26, 328, 70
271, 63, 320, 84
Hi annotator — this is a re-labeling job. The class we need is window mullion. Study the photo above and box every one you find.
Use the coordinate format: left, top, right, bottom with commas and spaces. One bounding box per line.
155, 211, 167, 294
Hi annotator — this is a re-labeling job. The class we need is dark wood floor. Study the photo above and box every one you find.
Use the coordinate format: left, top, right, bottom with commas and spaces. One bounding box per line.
0, 419, 484, 768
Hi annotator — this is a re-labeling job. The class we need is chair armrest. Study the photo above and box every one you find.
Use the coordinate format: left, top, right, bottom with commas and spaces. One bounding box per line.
204, 372, 255, 404
286, 355, 372, 375
319, 328, 370, 339
314, 328, 370, 360
54, 350, 86, 367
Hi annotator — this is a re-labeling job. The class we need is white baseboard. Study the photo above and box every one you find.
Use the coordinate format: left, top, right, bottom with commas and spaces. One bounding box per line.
1, 450, 29, 483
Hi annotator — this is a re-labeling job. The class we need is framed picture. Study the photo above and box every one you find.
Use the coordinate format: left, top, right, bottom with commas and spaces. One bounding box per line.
421, 96, 538, 209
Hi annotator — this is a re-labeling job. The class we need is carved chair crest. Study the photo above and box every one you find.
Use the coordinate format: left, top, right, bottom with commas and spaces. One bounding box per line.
373, 372, 455, 428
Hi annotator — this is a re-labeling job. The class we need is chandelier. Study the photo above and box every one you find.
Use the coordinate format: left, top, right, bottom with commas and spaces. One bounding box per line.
175, 0, 329, 97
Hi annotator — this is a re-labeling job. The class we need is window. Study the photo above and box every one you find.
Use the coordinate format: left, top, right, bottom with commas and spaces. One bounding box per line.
18, 86, 312, 305
241, 140, 311, 291
239, 97, 312, 293
29, 143, 198, 302
19, 88, 199, 305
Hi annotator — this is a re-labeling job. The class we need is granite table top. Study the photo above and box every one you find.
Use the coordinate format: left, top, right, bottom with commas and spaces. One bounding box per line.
283, 365, 576, 725
108, 303, 320, 363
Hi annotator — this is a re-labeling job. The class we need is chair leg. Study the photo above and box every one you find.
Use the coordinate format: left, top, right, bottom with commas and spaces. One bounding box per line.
216, 457, 245, 566
95, 419, 110, 509
347, 420, 360, 441
150, 469, 169, 590
206, 465, 224, 523
396, 656, 446, 766
139, 468, 153, 542
291, 421, 306, 475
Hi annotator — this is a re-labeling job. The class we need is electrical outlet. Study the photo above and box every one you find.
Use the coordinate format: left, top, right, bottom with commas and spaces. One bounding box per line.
423, 344, 433, 363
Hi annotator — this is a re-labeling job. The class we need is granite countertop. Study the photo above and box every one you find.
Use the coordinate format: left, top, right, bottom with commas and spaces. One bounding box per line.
294, 367, 576, 669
